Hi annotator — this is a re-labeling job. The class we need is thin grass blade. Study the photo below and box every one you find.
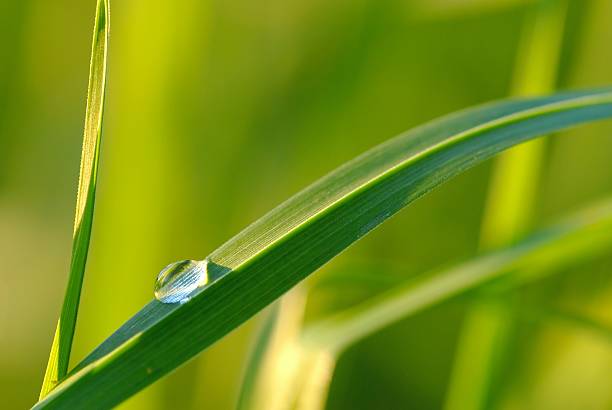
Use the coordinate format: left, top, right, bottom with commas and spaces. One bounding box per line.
300, 198, 612, 350
39, 0, 110, 398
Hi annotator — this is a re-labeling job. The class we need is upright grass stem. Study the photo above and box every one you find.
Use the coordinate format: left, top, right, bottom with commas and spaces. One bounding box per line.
39, 0, 109, 398
444, 1, 568, 409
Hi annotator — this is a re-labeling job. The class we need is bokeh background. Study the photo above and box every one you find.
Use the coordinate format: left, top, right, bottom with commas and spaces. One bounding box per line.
1, 0, 612, 408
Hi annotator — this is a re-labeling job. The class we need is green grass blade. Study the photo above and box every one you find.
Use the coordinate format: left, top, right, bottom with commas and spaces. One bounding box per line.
300, 198, 612, 350
39, 0, 110, 398
34, 89, 612, 409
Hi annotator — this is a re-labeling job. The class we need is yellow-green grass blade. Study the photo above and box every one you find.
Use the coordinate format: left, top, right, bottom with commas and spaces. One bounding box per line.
300, 198, 612, 351
34, 89, 612, 409
236, 305, 281, 410
39, 0, 110, 399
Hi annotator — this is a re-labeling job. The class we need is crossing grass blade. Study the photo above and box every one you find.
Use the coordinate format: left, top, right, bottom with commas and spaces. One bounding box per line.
39, 0, 110, 399
34, 88, 612, 409
300, 198, 612, 351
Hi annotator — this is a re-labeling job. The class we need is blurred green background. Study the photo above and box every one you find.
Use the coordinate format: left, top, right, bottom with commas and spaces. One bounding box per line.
1, 0, 612, 408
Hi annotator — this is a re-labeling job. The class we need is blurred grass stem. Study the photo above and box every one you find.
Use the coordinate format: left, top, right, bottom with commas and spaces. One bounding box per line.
443, 1, 568, 409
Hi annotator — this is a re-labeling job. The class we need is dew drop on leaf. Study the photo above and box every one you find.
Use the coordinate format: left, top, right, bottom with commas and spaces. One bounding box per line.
154, 259, 209, 304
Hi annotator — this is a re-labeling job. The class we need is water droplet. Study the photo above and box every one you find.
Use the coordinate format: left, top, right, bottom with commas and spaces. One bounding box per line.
154, 259, 209, 304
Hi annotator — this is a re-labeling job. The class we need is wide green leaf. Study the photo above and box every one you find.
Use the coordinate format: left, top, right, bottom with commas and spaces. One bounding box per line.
39, 0, 109, 398
34, 88, 612, 408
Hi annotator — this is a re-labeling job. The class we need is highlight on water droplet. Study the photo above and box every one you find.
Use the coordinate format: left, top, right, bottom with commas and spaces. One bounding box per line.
154, 259, 209, 304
